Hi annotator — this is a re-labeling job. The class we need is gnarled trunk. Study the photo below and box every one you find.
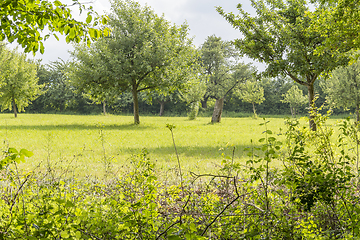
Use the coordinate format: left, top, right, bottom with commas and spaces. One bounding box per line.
12, 98, 17, 118
211, 97, 224, 123
132, 86, 140, 124
308, 84, 316, 131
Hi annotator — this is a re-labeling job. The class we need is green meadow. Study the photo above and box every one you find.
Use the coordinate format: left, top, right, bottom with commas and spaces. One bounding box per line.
0, 113, 343, 176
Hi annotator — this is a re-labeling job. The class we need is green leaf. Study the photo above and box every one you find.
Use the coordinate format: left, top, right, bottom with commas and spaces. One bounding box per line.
61, 231, 69, 238
86, 14, 92, 24
259, 138, 265, 142
8, 148, 18, 154
20, 149, 34, 158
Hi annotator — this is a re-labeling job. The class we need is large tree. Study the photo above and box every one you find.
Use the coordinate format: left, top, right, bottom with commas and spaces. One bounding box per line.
199, 35, 253, 123
71, 0, 198, 124
217, 0, 350, 130
0, 0, 109, 54
0, 47, 43, 117
321, 60, 360, 122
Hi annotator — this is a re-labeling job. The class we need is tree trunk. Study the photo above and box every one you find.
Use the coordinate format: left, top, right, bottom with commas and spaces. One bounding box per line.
252, 102, 257, 118
159, 101, 165, 116
132, 86, 140, 124
211, 97, 224, 123
356, 104, 359, 124
102, 101, 106, 116
12, 98, 17, 118
290, 106, 294, 118
307, 84, 316, 131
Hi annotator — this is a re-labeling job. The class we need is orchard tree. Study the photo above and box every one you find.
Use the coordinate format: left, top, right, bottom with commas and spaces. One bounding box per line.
217, 0, 350, 130
0, 48, 43, 117
236, 80, 265, 118
281, 85, 308, 118
199, 35, 253, 123
0, 0, 109, 53
321, 61, 360, 122
71, 0, 198, 124
179, 78, 207, 120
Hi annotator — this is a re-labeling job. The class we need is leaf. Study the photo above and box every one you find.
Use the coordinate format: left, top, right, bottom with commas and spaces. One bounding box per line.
20, 149, 34, 158
8, 148, 18, 154
61, 231, 69, 238
86, 14, 92, 24
259, 138, 265, 142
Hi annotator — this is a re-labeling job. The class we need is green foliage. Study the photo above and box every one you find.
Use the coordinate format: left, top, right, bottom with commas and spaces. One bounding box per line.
321, 60, 360, 122
281, 85, 308, 117
236, 80, 265, 118
312, 0, 360, 55
71, 0, 198, 124
0, 47, 43, 117
0, 0, 109, 53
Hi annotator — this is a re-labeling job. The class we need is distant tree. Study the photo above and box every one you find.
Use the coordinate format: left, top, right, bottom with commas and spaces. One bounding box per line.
236, 80, 265, 118
281, 86, 308, 118
0, 0, 109, 53
199, 35, 253, 123
217, 0, 350, 130
71, 0, 198, 124
321, 61, 360, 122
0, 48, 43, 117
179, 78, 206, 120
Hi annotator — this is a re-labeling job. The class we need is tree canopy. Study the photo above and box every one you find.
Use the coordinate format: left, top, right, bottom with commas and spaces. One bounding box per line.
281, 85, 308, 118
0, 0, 109, 53
321, 60, 360, 122
217, 0, 350, 130
199, 35, 253, 123
0, 47, 43, 117
71, 0, 198, 124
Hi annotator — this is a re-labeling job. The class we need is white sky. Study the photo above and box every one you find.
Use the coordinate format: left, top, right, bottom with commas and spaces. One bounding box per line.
15, 0, 264, 70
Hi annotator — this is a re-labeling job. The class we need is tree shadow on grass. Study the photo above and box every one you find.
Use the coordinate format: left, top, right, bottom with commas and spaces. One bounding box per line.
120, 144, 258, 161
0, 123, 151, 131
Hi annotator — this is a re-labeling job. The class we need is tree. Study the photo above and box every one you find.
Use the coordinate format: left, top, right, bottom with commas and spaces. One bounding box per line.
71, 0, 198, 124
0, 0, 109, 54
217, 0, 349, 130
0, 48, 43, 117
236, 80, 265, 118
281, 85, 308, 118
321, 60, 360, 122
178, 78, 206, 120
199, 35, 253, 123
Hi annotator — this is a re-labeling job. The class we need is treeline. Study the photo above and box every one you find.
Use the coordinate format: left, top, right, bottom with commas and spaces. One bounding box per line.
0, 52, 350, 117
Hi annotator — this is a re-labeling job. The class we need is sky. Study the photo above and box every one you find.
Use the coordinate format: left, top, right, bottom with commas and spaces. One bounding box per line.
20, 0, 264, 70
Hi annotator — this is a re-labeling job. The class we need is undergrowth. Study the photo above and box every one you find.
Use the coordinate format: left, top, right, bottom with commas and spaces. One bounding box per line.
1, 111, 360, 239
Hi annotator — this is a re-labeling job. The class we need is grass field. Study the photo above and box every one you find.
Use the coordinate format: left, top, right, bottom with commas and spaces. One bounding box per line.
0, 113, 346, 177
